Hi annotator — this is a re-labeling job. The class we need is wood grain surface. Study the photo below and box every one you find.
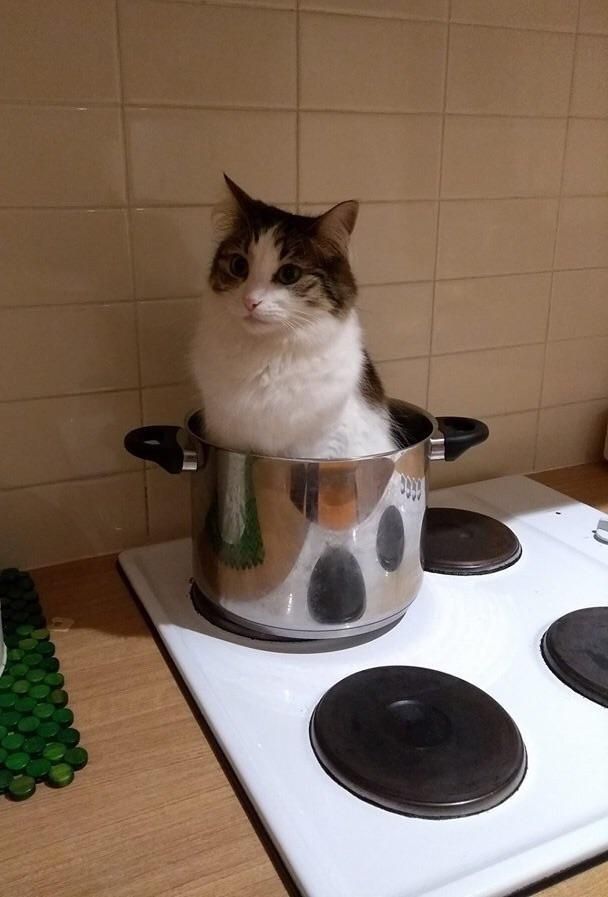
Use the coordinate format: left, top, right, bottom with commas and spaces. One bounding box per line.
1, 462, 607, 897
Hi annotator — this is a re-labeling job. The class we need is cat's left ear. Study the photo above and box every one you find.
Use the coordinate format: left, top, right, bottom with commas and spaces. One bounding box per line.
316, 200, 359, 250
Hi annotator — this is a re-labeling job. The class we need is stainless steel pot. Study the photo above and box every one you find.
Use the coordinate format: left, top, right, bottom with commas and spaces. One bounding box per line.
125, 402, 488, 640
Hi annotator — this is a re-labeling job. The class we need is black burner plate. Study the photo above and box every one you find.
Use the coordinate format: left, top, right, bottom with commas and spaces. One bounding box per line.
310, 666, 527, 818
424, 507, 522, 575
190, 583, 298, 641
541, 607, 608, 707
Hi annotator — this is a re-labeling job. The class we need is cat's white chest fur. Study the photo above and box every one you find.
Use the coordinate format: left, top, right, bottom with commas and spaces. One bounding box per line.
192, 300, 394, 458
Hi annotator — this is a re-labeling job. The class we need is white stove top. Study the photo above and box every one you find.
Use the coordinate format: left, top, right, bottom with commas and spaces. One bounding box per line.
119, 475, 608, 897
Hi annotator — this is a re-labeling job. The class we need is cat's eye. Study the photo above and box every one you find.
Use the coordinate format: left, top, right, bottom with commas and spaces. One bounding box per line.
228, 254, 249, 279
276, 264, 302, 285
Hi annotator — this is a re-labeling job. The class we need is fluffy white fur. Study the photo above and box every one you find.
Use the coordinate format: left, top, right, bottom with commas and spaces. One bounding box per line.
192, 224, 395, 459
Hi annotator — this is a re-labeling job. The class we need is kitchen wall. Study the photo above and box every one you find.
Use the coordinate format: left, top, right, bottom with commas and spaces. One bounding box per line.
1, 0, 608, 568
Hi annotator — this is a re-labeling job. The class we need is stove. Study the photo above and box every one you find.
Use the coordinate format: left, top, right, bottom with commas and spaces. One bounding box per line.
119, 475, 608, 897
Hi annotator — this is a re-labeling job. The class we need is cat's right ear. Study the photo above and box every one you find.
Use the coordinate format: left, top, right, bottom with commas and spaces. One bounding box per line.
223, 174, 256, 216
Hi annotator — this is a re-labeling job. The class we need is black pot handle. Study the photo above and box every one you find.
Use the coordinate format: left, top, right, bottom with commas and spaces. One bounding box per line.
124, 425, 185, 474
436, 417, 489, 461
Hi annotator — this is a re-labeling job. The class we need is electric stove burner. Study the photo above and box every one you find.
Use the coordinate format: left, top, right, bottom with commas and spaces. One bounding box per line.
542, 607, 608, 707
310, 666, 527, 818
190, 583, 298, 641
424, 507, 522, 575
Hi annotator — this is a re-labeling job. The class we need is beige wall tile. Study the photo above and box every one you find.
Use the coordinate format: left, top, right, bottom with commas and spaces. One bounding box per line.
0, 107, 126, 208
579, 0, 608, 34
555, 197, 608, 269
428, 344, 545, 417
451, 0, 577, 32
430, 411, 537, 489
550, 269, 608, 340
376, 357, 429, 406
133, 208, 214, 300
0, 392, 140, 489
300, 0, 448, 18
437, 198, 558, 279
433, 273, 551, 354
358, 283, 433, 361
142, 383, 199, 425
300, 14, 446, 112
441, 117, 566, 199
0, 210, 131, 307
0, 473, 147, 569
571, 36, 608, 116
562, 119, 608, 195
447, 26, 574, 115
146, 468, 192, 542
119, 1, 295, 108
536, 399, 608, 470
0, 0, 119, 103
138, 298, 200, 387
127, 108, 296, 205
0, 304, 138, 401
300, 113, 441, 201
352, 202, 438, 283
542, 336, 608, 405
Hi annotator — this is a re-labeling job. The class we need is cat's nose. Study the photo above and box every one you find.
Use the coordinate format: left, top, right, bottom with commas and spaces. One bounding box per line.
243, 294, 263, 312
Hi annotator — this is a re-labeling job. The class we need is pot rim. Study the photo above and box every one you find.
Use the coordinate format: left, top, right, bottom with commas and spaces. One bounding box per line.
183, 398, 437, 464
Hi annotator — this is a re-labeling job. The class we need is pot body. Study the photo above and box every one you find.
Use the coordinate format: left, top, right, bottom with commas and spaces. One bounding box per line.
124, 401, 488, 640
187, 402, 430, 639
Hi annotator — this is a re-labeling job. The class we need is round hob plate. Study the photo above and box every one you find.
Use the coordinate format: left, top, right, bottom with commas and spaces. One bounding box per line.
310, 666, 527, 818
542, 607, 608, 707
424, 507, 522, 575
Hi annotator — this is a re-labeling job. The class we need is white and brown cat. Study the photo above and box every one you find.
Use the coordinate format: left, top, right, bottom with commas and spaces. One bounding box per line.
192, 176, 397, 459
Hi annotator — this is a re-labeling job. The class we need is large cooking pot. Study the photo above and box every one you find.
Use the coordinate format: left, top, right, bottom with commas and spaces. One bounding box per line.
124, 402, 488, 640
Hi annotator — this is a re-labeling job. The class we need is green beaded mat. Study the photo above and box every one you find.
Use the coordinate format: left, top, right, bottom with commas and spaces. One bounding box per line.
0, 567, 88, 801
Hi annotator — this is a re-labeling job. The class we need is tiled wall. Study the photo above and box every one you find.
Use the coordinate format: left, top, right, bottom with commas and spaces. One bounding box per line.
1, 0, 608, 568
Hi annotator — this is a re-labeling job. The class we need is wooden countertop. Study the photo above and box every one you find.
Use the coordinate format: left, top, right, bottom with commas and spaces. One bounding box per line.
3, 462, 608, 897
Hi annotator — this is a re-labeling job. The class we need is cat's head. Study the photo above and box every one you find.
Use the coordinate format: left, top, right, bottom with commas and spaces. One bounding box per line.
208, 175, 359, 335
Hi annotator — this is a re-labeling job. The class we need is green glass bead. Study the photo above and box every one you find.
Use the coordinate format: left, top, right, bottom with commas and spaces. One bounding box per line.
0, 693, 16, 709
0, 747, 7, 765
43, 672, 64, 688
48, 763, 73, 788
49, 689, 68, 708
23, 653, 43, 669
26, 614, 46, 628
18, 638, 37, 652
0, 676, 15, 692
7, 587, 22, 601
38, 641, 55, 657
14, 696, 35, 714
5, 752, 29, 772
37, 721, 59, 740
33, 703, 54, 720
6, 649, 23, 663
15, 624, 34, 637
57, 727, 79, 748
0, 711, 19, 731
11, 679, 30, 695
21, 589, 38, 604
64, 746, 88, 770
26, 668, 46, 684
0, 725, 7, 741
12, 611, 29, 625
43, 742, 65, 763
31, 628, 50, 642
28, 684, 50, 701
9, 663, 28, 678
17, 716, 40, 734
1, 568, 20, 581
26, 757, 50, 781
2, 732, 24, 752
3, 634, 19, 649
52, 708, 74, 727
0, 769, 12, 793
8, 774, 36, 800
41, 657, 60, 673
23, 735, 45, 756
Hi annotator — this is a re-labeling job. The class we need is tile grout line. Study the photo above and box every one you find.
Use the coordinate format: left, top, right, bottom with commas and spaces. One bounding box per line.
532, 0, 581, 469
426, 0, 452, 409
114, 0, 151, 538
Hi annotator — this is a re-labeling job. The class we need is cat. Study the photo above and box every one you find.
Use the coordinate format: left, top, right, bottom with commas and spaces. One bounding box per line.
191, 175, 397, 460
